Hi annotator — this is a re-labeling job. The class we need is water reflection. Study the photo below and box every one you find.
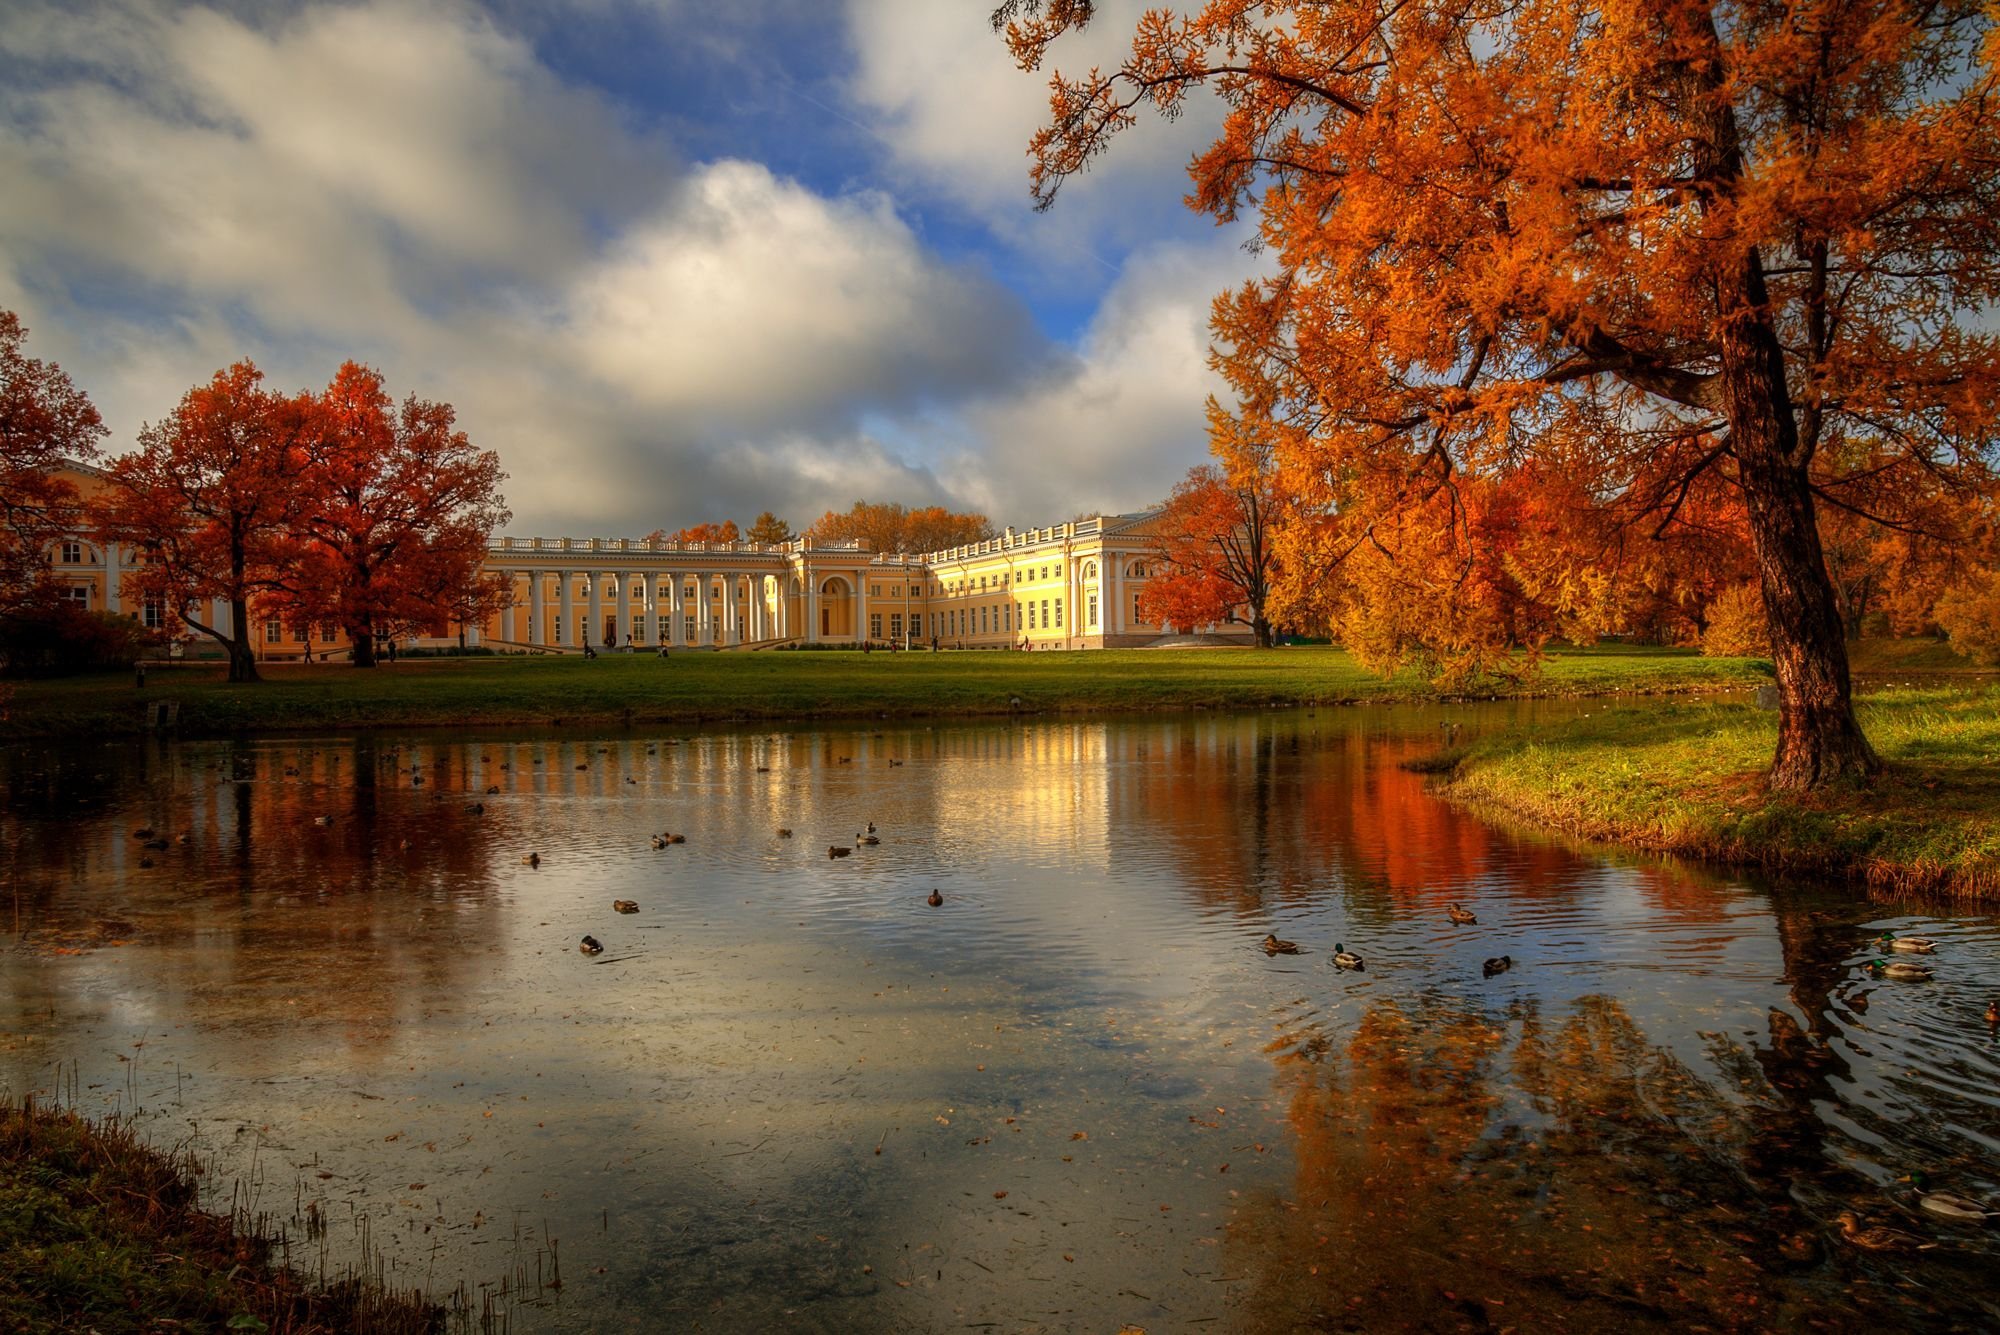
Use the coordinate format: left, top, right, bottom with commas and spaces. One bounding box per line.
1, 704, 1996, 1331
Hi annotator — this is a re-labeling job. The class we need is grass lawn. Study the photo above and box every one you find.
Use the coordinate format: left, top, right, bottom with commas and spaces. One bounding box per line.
1434, 684, 2000, 900
0, 643, 1768, 740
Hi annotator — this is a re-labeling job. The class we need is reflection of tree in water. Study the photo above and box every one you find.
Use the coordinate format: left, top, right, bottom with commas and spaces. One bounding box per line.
1229, 992, 1990, 1332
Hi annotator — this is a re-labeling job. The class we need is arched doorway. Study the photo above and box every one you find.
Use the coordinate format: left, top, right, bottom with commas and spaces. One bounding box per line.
818, 576, 854, 640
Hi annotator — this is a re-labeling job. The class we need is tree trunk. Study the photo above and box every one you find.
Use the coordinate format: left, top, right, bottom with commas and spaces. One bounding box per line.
227, 594, 260, 683
350, 617, 376, 668
1251, 612, 1273, 648
1716, 260, 1879, 791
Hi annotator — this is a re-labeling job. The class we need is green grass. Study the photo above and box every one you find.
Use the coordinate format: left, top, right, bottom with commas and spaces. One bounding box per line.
0, 1097, 440, 1334
1434, 685, 2000, 900
0, 645, 1770, 740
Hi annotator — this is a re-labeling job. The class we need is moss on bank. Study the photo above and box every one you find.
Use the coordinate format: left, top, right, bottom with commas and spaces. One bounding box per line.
1432, 685, 2000, 899
1, 644, 1767, 740
0, 1098, 441, 1334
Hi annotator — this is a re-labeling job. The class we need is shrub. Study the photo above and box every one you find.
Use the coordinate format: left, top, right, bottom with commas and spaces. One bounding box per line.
1701, 583, 1770, 658
1933, 569, 2000, 666
0, 605, 156, 677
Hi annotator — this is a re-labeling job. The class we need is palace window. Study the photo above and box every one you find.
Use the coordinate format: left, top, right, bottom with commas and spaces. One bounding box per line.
142, 598, 164, 629
630, 616, 643, 642
1055, 563, 1063, 578
61, 541, 82, 564
1004, 605, 1012, 632
1083, 561, 1097, 580
684, 585, 696, 600
1088, 594, 1098, 627
871, 584, 881, 597
889, 613, 902, 639
684, 615, 696, 641
1040, 599, 1050, 628
320, 624, 336, 644
1055, 598, 1063, 628
978, 606, 987, 634
1026, 603, 1036, 630
63, 584, 88, 605
265, 619, 283, 644
1134, 592, 1145, 624
1039, 566, 1048, 581
870, 613, 883, 639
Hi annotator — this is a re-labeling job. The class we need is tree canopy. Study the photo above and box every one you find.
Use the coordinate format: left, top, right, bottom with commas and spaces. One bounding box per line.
0, 312, 104, 618
1004, 0, 2000, 789
806, 501, 995, 554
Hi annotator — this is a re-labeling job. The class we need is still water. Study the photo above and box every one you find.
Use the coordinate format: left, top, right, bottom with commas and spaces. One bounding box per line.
3, 702, 1998, 1332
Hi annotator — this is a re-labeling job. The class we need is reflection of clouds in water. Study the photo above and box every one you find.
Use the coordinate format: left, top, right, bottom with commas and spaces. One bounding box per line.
1, 709, 1997, 1330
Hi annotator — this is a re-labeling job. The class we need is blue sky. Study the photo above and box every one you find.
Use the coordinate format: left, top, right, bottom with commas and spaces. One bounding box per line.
0, 0, 1260, 535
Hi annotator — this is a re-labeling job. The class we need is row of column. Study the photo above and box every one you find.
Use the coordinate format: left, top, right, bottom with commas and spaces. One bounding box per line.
499, 570, 792, 650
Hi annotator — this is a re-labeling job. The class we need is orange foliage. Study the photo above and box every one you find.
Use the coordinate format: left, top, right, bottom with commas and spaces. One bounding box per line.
0, 312, 105, 616
1007, 1, 2000, 788
806, 501, 993, 554
1139, 446, 1280, 643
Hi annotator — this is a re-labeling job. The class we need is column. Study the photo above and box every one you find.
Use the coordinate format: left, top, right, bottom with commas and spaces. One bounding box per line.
1105, 556, 1120, 638
855, 572, 869, 645
667, 573, 682, 646
528, 571, 545, 646
805, 570, 819, 644
751, 577, 765, 641
585, 571, 604, 649
105, 544, 122, 613
697, 574, 712, 645
627, 572, 647, 645
557, 571, 574, 647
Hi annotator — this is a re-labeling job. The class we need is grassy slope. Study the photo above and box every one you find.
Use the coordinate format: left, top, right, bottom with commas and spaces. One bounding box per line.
0, 644, 1767, 740
0, 1099, 438, 1334
1435, 684, 2000, 899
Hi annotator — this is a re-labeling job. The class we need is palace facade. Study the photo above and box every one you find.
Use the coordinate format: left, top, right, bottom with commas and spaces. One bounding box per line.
43, 462, 1241, 656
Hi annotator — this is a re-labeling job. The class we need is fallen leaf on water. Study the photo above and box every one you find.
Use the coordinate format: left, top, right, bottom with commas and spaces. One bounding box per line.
993, 1190, 1008, 1199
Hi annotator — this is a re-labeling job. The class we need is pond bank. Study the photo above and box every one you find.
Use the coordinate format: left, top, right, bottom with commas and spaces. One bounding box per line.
1, 645, 1764, 740
0, 1097, 444, 1334
1428, 685, 2000, 901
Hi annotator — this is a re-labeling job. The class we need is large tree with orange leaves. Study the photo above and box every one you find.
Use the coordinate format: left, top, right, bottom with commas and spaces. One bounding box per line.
1141, 451, 1280, 645
1002, 1, 2000, 791
1, 312, 104, 619
271, 363, 509, 668
90, 362, 308, 683
807, 501, 994, 554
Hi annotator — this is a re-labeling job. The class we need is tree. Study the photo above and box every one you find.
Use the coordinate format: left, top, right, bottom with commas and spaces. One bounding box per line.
274, 362, 509, 668
90, 361, 305, 683
0, 311, 105, 616
746, 511, 794, 546
1003, 2, 2000, 791
807, 501, 994, 554
646, 520, 741, 545
1140, 452, 1280, 646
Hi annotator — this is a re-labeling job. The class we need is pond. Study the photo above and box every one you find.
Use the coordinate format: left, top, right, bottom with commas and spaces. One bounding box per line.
3, 702, 1998, 1332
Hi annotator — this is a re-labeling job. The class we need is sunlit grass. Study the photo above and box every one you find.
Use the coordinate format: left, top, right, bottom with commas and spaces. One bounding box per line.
1437, 686, 2000, 899
0, 644, 1768, 739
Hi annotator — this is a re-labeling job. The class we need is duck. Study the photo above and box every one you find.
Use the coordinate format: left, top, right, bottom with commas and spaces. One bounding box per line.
1835, 1211, 1934, 1251
1331, 943, 1365, 972
466, 802, 484, 814
1447, 903, 1477, 925
312, 815, 333, 827
777, 828, 793, 838
856, 833, 880, 846
888, 759, 904, 767
1865, 958, 1933, 982
522, 852, 541, 868
665, 833, 686, 845
865, 821, 877, 834
1904, 1172, 1997, 1221
1876, 931, 1937, 955
1986, 998, 1998, 1026
613, 900, 639, 914
1483, 955, 1513, 977
926, 889, 943, 907
829, 845, 852, 858
1260, 933, 1301, 956
650, 835, 667, 850
579, 935, 604, 956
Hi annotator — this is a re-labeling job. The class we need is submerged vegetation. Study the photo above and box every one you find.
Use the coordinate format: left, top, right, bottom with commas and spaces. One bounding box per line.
0, 1096, 441, 1334
0, 643, 1767, 739
1433, 685, 2000, 900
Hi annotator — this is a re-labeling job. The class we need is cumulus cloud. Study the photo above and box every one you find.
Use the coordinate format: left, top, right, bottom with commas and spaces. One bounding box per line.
0, 0, 1256, 538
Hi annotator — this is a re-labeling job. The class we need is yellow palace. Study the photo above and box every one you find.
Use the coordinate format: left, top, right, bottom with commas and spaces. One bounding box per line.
47, 462, 1243, 656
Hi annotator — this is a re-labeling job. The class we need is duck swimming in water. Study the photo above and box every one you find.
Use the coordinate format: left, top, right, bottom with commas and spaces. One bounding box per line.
1836, 1211, 1934, 1251
579, 935, 603, 956
1986, 998, 1998, 1026
777, 828, 792, 838
1876, 931, 1937, 954
613, 900, 638, 914
1261, 933, 1301, 956
1483, 955, 1513, 977
1447, 903, 1477, 925
829, 845, 852, 858
1904, 1172, 1997, 1221
1865, 958, 1933, 982
926, 888, 943, 907
1331, 943, 1364, 971
522, 852, 541, 868
856, 833, 880, 846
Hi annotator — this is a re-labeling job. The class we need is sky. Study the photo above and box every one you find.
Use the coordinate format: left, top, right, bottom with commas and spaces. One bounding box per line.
0, 0, 1264, 537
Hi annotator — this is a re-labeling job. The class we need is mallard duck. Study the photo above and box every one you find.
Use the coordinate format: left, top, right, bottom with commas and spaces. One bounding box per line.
613, 900, 639, 914
522, 852, 540, 867
486, 784, 501, 795
1876, 931, 1937, 955
1836, 1211, 1934, 1251
1331, 943, 1364, 971
666, 833, 685, 845
1986, 998, 1998, 1025
1447, 903, 1477, 925
829, 845, 852, 858
579, 935, 603, 956
1483, 955, 1513, 977
865, 821, 877, 834
1904, 1172, 1997, 1221
856, 833, 880, 846
926, 888, 943, 907
1260, 933, 1301, 956
466, 802, 484, 814
777, 828, 793, 838
650, 835, 667, 850
1865, 958, 1933, 981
